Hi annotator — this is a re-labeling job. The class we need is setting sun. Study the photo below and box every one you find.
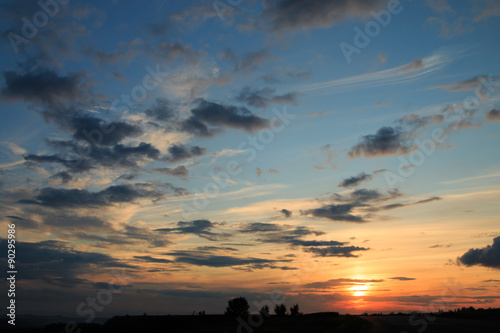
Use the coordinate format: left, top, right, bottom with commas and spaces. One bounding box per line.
350, 284, 369, 297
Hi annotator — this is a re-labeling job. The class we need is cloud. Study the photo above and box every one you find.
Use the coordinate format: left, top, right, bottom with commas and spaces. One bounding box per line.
6, 215, 38, 229
338, 172, 373, 188
0, 67, 91, 108
164, 144, 206, 162
301, 204, 367, 223
18, 184, 165, 208
281, 209, 292, 218
134, 256, 173, 264
85, 39, 203, 67
236, 87, 299, 108
256, 167, 279, 177
181, 99, 269, 136
486, 109, 500, 122
427, 0, 454, 13
457, 236, 500, 269
304, 245, 369, 257
425, 16, 473, 38
378, 196, 442, 211
25, 141, 160, 173
429, 244, 452, 248
166, 250, 293, 270
299, 48, 456, 94
303, 278, 383, 289
143, 22, 170, 37
400, 59, 424, 73
474, 1, 500, 21
432, 75, 500, 93
49, 171, 73, 184
69, 115, 143, 146
260, 0, 388, 32
144, 98, 176, 122
153, 166, 189, 180
348, 126, 415, 158
155, 219, 229, 241
0, 239, 134, 287
219, 48, 273, 73
302, 204, 366, 222
240, 222, 283, 233
389, 277, 416, 281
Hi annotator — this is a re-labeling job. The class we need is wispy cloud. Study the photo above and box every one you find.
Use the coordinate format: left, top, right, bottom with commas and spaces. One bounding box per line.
299, 47, 463, 95
440, 172, 500, 185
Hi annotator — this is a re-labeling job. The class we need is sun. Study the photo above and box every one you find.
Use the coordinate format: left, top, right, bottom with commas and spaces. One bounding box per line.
350, 284, 369, 297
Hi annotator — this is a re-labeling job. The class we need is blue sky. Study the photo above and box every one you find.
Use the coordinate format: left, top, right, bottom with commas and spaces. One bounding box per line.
0, 0, 500, 317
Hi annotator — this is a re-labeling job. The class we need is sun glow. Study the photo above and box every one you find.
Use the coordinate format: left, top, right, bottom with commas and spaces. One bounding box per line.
350, 284, 369, 297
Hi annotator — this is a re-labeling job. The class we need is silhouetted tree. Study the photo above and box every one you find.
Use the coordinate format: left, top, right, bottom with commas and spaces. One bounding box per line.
274, 303, 287, 316
225, 297, 250, 317
260, 305, 270, 317
290, 304, 302, 316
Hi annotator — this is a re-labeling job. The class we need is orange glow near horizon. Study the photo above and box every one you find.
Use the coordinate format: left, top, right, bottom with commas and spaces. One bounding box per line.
350, 284, 369, 297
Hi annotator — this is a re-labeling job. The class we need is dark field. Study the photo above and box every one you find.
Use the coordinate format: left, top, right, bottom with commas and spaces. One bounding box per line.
3, 311, 500, 333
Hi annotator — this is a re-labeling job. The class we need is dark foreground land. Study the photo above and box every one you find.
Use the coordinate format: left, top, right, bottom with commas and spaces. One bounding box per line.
3, 311, 500, 333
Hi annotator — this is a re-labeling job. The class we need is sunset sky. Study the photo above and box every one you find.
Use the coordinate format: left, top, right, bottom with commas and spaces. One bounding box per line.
1, 0, 500, 317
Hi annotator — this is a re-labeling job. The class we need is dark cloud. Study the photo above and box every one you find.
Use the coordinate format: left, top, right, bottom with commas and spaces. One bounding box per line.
144, 98, 176, 122
390, 277, 416, 281
458, 237, 500, 269
43, 214, 109, 229
304, 245, 369, 257
302, 204, 366, 223
261, 0, 388, 32
49, 171, 73, 184
240, 222, 283, 233
182, 99, 269, 136
166, 250, 293, 270
348, 126, 414, 158
0, 239, 134, 287
486, 109, 500, 122
281, 209, 292, 218
153, 166, 189, 180
236, 87, 299, 108
338, 172, 373, 188
164, 144, 206, 162
0, 67, 89, 108
303, 278, 384, 289
429, 243, 452, 248
69, 115, 143, 146
134, 256, 173, 264
6, 215, 38, 229
378, 196, 442, 211
31, 140, 159, 172
155, 219, 228, 241
18, 184, 165, 208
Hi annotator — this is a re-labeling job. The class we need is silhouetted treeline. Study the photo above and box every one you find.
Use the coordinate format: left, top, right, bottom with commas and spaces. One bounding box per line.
437, 307, 500, 320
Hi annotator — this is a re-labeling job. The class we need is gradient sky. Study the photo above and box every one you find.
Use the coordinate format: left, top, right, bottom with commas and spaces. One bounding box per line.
1, 0, 500, 317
